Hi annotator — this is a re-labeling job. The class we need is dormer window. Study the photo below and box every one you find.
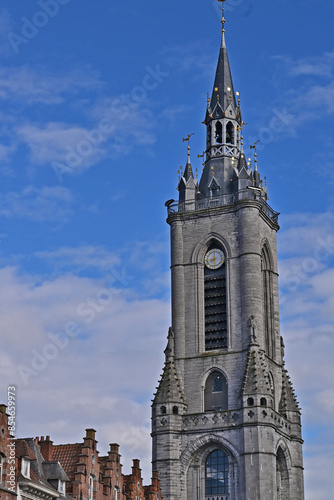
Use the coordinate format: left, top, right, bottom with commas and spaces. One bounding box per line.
58, 480, 66, 495
21, 458, 30, 478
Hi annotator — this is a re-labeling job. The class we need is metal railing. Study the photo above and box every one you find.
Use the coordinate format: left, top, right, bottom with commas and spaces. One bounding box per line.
205, 495, 229, 500
167, 189, 279, 223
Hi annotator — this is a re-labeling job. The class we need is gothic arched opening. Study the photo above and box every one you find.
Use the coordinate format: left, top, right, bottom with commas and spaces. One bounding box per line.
205, 449, 229, 496
261, 245, 275, 359
226, 121, 234, 144
215, 121, 223, 144
204, 245, 227, 350
204, 370, 228, 411
207, 123, 212, 148
276, 447, 290, 499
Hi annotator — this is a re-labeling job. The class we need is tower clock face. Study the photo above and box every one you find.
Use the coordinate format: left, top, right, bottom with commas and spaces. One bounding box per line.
205, 248, 225, 270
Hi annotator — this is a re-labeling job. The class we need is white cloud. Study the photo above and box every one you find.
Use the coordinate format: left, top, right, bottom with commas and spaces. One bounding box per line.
274, 52, 334, 78
0, 265, 169, 481
276, 212, 334, 496
16, 122, 108, 171
0, 185, 74, 221
0, 66, 103, 105
162, 41, 215, 80
35, 246, 121, 272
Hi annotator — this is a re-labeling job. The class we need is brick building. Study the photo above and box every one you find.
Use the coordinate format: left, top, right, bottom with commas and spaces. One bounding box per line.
0, 406, 161, 500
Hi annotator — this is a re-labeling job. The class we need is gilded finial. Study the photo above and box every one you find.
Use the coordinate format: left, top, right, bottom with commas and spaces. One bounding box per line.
250, 140, 260, 172
207, 92, 210, 108
217, 0, 226, 46
183, 133, 194, 162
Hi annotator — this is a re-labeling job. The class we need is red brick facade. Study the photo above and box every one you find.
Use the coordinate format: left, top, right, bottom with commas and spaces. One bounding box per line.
0, 405, 162, 500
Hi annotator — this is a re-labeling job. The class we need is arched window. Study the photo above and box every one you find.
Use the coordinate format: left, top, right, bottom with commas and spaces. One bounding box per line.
276, 447, 290, 499
226, 121, 234, 144
207, 123, 212, 148
215, 122, 222, 144
206, 449, 229, 496
204, 245, 227, 350
262, 246, 275, 358
204, 371, 228, 411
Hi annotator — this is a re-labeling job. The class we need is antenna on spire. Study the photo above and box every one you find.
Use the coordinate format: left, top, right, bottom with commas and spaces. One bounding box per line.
217, 0, 226, 47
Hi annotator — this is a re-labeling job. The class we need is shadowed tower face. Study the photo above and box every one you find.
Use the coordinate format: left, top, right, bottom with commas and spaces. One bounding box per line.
152, 3, 305, 500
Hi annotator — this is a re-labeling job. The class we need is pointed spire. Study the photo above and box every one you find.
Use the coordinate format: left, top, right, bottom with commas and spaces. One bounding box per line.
210, 1, 237, 111
182, 135, 195, 181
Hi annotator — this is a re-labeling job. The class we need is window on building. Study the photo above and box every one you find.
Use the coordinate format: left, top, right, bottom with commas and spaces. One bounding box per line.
215, 122, 222, 144
205, 449, 229, 496
247, 397, 254, 407
160, 406, 166, 415
226, 121, 234, 144
260, 398, 267, 407
0, 454, 4, 483
204, 371, 228, 412
21, 458, 30, 478
262, 246, 275, 358
89, 475, 94, 500
204, 245, 227, 350
58, 480, 66, 495
172, 406, 178, 415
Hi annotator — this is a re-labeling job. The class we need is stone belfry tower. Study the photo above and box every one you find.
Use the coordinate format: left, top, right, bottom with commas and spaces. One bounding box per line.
152, 3, 305, 499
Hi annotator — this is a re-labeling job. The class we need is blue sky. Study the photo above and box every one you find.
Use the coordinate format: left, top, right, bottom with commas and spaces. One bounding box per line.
0, 0, 333, 497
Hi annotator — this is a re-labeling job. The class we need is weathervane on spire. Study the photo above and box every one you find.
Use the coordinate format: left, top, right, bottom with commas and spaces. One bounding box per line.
217, 0, 226, 45
183, 133, 195, 160
250, 140, 260, 171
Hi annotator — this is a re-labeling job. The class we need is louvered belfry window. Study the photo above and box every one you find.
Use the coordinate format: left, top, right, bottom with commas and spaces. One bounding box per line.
204, 246, 227, 350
